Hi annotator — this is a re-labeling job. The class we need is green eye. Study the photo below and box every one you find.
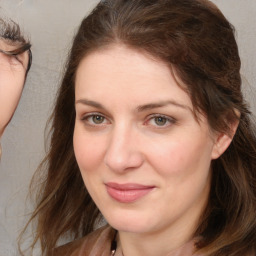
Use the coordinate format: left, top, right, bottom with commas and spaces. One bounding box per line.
154, 117, 167, 126
92, 115, 105, 124
81, 113, 109, 127
146, 114, 175, 128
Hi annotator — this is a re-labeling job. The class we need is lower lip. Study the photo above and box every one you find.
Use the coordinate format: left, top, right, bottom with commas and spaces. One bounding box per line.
106, 186, 154, 203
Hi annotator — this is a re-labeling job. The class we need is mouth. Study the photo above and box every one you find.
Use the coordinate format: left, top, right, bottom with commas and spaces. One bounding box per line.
105, 182, 155, 203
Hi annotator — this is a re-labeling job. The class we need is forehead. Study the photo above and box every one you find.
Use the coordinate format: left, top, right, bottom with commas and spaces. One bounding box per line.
76, 45, 170, 81
75, 45, 192, 108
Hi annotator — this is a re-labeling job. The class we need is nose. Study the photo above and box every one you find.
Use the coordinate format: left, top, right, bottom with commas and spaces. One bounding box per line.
104, 125, 144, 173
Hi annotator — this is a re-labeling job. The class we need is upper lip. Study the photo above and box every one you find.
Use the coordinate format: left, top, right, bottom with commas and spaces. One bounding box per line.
105, 182, 155, 190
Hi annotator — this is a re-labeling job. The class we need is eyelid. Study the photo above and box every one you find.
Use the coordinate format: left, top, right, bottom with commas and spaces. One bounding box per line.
80, 112, 110, 126
0, 48, 27, 66
144, 113, 176, 128
78, 111, 176, 129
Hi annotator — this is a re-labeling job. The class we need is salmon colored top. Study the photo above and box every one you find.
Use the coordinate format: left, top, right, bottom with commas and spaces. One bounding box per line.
52, 225, 255, 256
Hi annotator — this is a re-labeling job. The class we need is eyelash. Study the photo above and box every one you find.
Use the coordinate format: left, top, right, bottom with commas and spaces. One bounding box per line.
145, 114, 176, 128
81, 112, 109, 127
80, 112, 176, 128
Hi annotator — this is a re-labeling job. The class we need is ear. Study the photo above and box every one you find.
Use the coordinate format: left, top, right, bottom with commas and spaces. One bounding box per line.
211, 110, 240, 160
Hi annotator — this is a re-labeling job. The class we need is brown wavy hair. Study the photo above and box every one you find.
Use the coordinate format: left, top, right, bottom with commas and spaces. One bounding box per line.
20, 0, 256, 255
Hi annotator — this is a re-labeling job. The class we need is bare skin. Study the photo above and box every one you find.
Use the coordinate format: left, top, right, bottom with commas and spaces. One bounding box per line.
0, 19, 31, 156
0, 38, 30, 138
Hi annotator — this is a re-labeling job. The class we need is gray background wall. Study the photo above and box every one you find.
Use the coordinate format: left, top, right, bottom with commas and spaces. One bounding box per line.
0, 1, 255, 255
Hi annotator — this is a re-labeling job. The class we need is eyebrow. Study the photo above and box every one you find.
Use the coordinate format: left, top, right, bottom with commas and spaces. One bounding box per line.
136, 100, 190, 112
76, 99, 190, 112
76, 99, 104, 109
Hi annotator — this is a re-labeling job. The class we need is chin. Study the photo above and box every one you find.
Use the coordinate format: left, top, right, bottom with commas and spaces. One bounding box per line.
104, 210, 155, 234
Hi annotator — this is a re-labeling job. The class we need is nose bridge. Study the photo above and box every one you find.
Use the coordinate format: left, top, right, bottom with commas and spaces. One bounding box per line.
104, 122, 143, 172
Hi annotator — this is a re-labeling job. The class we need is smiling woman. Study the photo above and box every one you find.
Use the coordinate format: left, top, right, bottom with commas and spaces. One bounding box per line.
20, 0, 256, 256
73, 45, 218, 246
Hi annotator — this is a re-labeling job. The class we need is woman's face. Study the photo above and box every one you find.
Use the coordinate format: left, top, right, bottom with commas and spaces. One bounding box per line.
73, 45, 219, 237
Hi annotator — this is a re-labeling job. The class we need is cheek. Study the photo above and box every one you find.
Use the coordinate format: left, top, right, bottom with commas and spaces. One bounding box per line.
73, 125, 105, 173
146, 134, 214, 178
148, 136, 213, 212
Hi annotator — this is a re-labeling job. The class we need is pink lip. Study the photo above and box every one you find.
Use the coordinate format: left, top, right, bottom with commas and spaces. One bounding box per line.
105, 182, 155, 203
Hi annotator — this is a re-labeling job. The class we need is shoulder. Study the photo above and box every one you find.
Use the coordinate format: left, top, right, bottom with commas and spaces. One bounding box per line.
52, 225, 116, 256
